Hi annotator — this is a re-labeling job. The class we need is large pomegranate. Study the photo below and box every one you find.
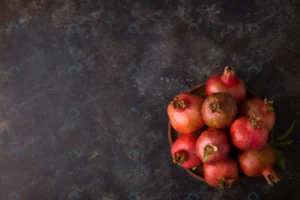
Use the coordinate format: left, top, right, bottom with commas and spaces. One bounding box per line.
239, 144, 280, 185
201, 92, 238, 129
196, 128, 230, 164
171, 133, 202, 169
206, 66, 246, 103
240, 98, 276, 132
230, 113, 269, 150
167, 93, 205, 134
203, 157, 239, 188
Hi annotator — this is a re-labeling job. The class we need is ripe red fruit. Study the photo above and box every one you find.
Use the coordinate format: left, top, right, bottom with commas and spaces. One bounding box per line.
239, 98, 276, 132
230, 113, 269, 150
206, 66, 246, 104
201, 92, 238, 129
167, 93, 205, 134
171, 133, 202, 169
196, 128, 230, 164
203, 157, 239, 188
239, 144, 280, 185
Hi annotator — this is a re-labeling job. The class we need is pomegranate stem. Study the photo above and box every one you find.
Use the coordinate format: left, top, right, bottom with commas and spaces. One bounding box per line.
249, 118, 261, 128
221, 66, 237, 83
249, 110, 262, 128
172, 150, 189, 165
224, 66, 236, 76
203, 144, 218, 162
262, 168, 280, 185
264, 98, 274, 113
171, 97, 186, 110
216, 177, 234, 189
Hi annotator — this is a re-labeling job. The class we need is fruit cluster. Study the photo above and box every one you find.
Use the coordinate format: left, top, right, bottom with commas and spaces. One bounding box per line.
168, 66, 278, 189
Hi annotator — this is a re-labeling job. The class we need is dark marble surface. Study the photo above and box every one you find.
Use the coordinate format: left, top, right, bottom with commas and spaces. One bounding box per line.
0, 0, 299, 199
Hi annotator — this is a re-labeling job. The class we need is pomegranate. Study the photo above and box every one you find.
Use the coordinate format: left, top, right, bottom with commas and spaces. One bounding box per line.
230, 112, 269, 150
203, 157, 239, 188
239, 144, 280, 185
240, 98, 276, 132
201, 92, 238, 129
167, 93, 205, 134
206, 66, 246, 103
171, 133, 202, 169
196, 128, 230, 163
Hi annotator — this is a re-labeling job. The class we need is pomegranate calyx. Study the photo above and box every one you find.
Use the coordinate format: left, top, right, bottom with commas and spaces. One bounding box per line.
221, 66, 237, 84
209, 100, 223, 114
249, 118, 262, 129
172, 150, 189, 165
224, 66, 236, 76
171, 97, 187, 110
263, 169, 280, 185
264, 98, 274, 113
249, 110, 263, 128
203, 144, 218, 162
216, 177, 234, 189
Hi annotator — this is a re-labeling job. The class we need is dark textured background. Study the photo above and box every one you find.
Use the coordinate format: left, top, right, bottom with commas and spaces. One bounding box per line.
0, 0, 299, 199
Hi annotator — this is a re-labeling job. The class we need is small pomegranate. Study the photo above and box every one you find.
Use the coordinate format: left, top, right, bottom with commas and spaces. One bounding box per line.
167, 93, 205, 134
203, 157, 239, 188
201, 92, 238, 129
171, 133, 202, 169
230, 112, 269, 151
239, 144, 280, 185
206, 66, 246, 103
240, 98, 276, 132
196, 128, 230, 163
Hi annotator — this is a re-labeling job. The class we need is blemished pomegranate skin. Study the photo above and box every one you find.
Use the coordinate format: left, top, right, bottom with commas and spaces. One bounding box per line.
238, 144, 280, 185
230, 116, 268, 150
201, 92, 238, 129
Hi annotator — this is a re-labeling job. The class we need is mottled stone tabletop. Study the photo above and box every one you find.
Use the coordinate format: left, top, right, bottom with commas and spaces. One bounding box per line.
0, 0, 299, 200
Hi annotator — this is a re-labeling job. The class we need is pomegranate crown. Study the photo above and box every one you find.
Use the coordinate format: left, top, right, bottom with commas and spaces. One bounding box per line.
249, 110, 263, 128
223, 66, 236, 76
171, 97, 186, 110
264, 98, 274, 113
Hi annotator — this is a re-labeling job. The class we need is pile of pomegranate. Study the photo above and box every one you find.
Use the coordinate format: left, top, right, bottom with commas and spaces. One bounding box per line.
168, 66, 279, 189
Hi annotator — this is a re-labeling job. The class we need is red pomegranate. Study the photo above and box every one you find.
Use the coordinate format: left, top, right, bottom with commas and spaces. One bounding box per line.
203, 157, 239, 188
239, 144, 280, 185
171, 133, 202, 169
230, 113, 269, 151
206, 66, 246, 104
240, 98, 276, 132
167, 93, 205, 134
201, 92, 238, 129
196, 128, 230, 164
